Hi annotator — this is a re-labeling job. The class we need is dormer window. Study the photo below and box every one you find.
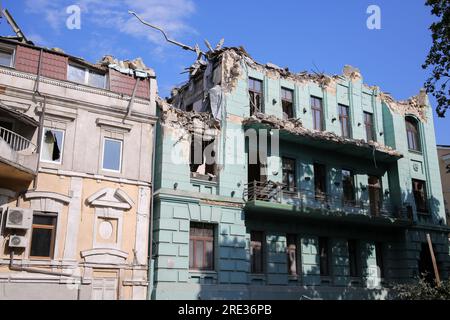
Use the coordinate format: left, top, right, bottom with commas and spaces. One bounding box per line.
68, 64, 106, 89
0, 46, 15, 68
405, 116, 421, 152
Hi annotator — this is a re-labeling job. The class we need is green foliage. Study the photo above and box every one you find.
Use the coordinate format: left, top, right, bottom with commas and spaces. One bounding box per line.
393, 276, 450, 300
422, 0, 450, 118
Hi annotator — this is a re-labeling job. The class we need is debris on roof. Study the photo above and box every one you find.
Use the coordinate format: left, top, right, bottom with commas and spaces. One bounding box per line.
243, 112, 403, 158
380, 89, 428, 122
99, 55, 156, 78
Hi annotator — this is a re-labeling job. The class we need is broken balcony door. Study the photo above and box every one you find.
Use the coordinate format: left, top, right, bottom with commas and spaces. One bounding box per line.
368, 176, 382, 217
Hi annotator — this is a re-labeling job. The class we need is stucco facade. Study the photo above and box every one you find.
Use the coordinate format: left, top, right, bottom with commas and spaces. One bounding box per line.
0, 37, 157, 300
151, 47, 450, 300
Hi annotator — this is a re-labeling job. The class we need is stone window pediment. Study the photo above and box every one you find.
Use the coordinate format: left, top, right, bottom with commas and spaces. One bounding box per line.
86, 188, 134, 210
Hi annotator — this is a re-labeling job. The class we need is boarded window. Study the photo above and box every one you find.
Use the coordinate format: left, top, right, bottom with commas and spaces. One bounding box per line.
339, 104, 351, 138
406, 117, 421, 152
314, 163, 327, 200
412, 179, 428, 213
364, 112, 375, 142
41, 128, 64, 163
281, 87, 294, 120
189, 223, 215, 271
311, 96, 323, 131
287, 234, 298, 276
319, 237, 330, 276
282, 157, 296, 192
251, 231, 264, 274
249, 78, 263, 115
30, 213, 57, 259
102, 138, 122, 172
342, 169, 356, 204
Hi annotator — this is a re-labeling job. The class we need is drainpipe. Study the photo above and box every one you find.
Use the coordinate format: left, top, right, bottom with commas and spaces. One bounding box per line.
33, 49, 46, 190
146, 120, 157, 300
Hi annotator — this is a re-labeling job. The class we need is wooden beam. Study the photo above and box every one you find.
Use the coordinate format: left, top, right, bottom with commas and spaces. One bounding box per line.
426, 233, 441, 285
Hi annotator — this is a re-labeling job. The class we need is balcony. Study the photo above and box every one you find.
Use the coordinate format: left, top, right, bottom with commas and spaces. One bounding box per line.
243, 181, 412, 227
0, 126, 38, 187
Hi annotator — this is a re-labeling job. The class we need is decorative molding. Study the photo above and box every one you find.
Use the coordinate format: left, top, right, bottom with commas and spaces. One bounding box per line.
81, 248, 128, 265
86, 187, 134, 210
25, 191, 72, 204
36, 105, 77, 121
96, 118, 132, 132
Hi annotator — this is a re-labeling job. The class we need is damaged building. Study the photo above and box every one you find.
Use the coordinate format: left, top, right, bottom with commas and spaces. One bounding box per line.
0, 19, 157, 299
151, 46, 449, 299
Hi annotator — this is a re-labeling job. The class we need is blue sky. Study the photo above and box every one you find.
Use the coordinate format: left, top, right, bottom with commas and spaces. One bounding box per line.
1, 0, 448, 144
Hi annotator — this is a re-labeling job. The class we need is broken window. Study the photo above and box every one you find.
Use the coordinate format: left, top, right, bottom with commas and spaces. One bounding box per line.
339, 104, 351, 138
287, 234, 298, 276
249, 78, 263, 115
314, 163, 327, 200
406, 116, 421, 152
102, 138, 123, 172
348, 239, 360, 277
189, 223, 214, 271
342, 169, 356, 205
41, 128, 64, 164
190, 134, 217, 180
282, 157, 296, 192
281, 87, 294, 120
311, 96, 324, 131
412, 179, 428, 214
364, 112, 375, 142
30, 213, 57, 259
250, 231, 264, 274
0, 47, 14, 68
319, 237, 330, 276
68, 64, 106, 89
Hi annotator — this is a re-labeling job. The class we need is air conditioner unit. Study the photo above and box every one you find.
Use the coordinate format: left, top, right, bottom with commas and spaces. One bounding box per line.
9, 235, 27, 248
5, 207, 33, 230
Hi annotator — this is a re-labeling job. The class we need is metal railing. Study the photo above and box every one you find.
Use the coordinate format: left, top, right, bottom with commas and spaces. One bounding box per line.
0, 126, 36, 152
244, 180, 408, 219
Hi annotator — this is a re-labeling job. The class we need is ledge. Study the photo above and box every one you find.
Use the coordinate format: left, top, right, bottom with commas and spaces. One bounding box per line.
96, 118, 133, 132
25, 190, 72, 204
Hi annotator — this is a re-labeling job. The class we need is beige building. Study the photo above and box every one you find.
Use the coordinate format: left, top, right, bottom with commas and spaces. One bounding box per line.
0, 36, 157, 299
437, 145, 450, 226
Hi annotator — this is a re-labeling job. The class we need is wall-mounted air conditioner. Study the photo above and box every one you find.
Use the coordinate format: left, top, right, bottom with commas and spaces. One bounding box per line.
9, 235, 27, 248
5, 207, 33, 230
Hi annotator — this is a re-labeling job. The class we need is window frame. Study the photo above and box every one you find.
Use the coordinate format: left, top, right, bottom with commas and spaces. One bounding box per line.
250, 230, 265, 274
286, 234, 299, 276
314, 163, 327, 200
375, 242, 385, 279
338, 104, 351, 138
348, 239, 360, 277
0, 44, 16, 68
29, 212, 57, 260
412, 179, 429, 214
189, 222, 215, 271
319, 237, 330, 277
67, 63, 107, 89
281, 87, 294, 120
282, 157, 297, 192
405, 117, 421, 153
101, 137, 123, 173
311, 96, 324, 131
248, 78, 263, 115
342, 169, 356, 205
364, 112, 376, 142
40, 127, 65, 165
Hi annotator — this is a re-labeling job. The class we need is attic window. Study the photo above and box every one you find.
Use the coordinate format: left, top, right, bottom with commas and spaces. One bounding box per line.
0, 47, 14, 68
68, 64, 106, 89
190, 134, 217, 181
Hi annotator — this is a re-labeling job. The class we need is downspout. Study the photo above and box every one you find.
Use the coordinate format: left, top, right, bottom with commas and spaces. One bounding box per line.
33, 48, 45, 190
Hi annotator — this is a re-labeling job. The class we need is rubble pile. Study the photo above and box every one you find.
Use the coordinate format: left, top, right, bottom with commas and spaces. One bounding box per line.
380, 89, 428, 122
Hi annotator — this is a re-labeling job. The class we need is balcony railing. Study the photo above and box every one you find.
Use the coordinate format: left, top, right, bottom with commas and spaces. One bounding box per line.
0, 126, 36, 152
244, 180, 408, 220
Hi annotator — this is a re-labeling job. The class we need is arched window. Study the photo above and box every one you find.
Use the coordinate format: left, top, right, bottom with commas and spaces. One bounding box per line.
405, 117, 421, 152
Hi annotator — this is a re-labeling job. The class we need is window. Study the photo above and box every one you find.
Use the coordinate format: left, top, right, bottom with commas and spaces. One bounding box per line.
406, 117, 421, 152
40, 128, 64, 164
314, 163, 327, 200
249, 78, 263, 115
311, 96, 324, 131
375, 242, 385, 279
190, 135, 217, 179
364, 112, 375, 142
339, 104, 351, 138
250, 231, 264, 274
281, 88, 294, 120
412, 179, 428, 213
287, 234, 298, 276
68, 64, 106, 89
282, 157, 296, 192
348, 240, 360, 277
102, 138, 123, 172
0, 47, 14, 67
319, 237, 330, 276
30, 213, 57, 259
189, 223, 214, 271
342, 169, 356, 204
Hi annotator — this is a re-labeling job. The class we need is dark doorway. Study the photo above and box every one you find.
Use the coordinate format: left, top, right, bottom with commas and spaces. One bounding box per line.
418, 243, 436, 284
368, 176, 382, 217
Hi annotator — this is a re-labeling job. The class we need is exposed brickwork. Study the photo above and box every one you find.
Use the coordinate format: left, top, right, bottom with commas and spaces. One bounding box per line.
15, 45, 39, 74
109, 69, 150, 99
